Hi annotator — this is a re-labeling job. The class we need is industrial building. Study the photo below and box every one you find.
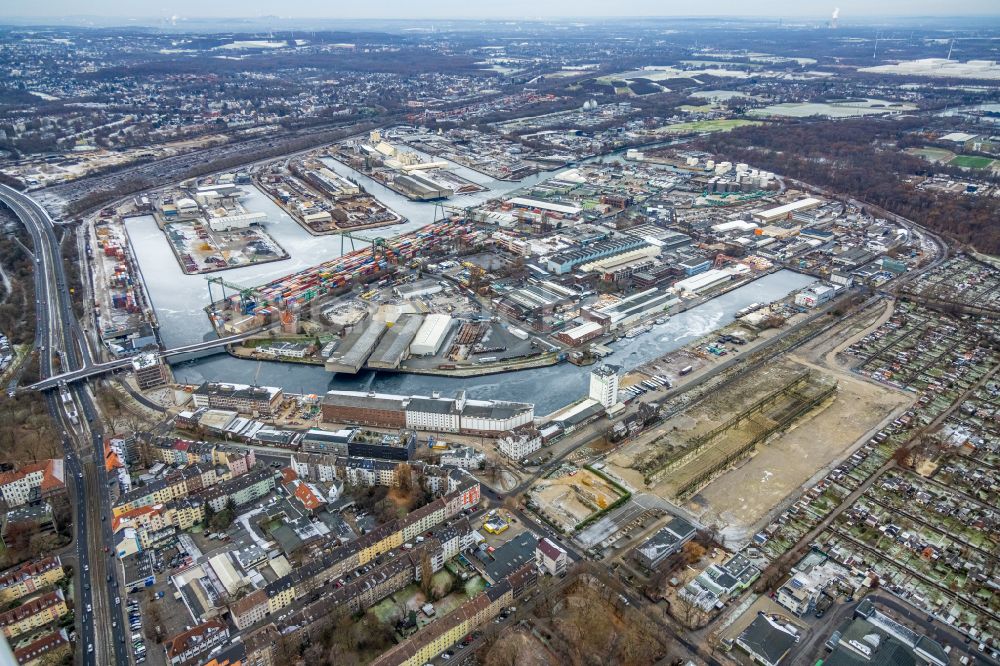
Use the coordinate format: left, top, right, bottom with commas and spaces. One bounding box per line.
752, 198, 822, 224
393, 173, 453, 201
207, 211, 266, 232
322, 390, 533, 436
673, 269, 734, 295
507, 197, 582, 217
589, 364, 621, 409
368, 314, 423, 369
546, 235, 647, 275
586, 288, 679, 330
393, 279, 443, 300
325, 319, 387, 374
410, 314, 454, 356
823, 599, 949, 666
794, 283, 837, 308
555, 320, 605, 346
632, 517, 697, 569
494, 281, 577, 322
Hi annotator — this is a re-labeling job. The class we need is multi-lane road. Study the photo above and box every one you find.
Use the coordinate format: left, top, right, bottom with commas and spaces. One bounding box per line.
0, 184, 129, 665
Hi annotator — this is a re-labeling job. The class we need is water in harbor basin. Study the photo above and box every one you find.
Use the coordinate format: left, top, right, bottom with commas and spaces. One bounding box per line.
168, 270, 814, 414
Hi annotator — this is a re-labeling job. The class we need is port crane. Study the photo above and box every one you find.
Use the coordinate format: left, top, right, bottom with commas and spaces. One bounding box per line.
205, 276, 256, 314
336, 230, 388, 260
432, 202, 472, 224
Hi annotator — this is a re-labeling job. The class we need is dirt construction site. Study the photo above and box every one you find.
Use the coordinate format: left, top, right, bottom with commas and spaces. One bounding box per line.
604, 301, 914, 543
529, 465, 627, 532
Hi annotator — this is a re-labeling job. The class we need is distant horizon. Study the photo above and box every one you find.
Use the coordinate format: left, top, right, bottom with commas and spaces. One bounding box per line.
2, 0, 1000, 22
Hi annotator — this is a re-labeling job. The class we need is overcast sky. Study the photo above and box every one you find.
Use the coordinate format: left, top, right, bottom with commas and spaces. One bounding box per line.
2, 0, 998, 19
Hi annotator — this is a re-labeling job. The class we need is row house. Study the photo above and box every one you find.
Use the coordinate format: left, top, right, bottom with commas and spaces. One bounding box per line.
0, 556, 64, 604
370, 564, 537, 666
230, 477, 480, 629
0, 589, 69, 639
163, 618, 229, 666
198, 467, 276, 512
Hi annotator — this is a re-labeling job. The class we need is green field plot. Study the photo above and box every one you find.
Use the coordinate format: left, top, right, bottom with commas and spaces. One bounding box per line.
949, 155, 995, 169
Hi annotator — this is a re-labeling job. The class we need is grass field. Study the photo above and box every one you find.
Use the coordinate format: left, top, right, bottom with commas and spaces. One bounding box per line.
656, 119, 761, 134
949, 154, 995, 169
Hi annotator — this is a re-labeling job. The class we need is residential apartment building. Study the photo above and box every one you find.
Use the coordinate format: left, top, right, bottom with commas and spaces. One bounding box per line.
370, 564, 537, 666
229, 474, 481, 631
0, 459, 65, 508
439, 446, 485, 470
230, 588, 268, 630
192, 382, 283, 416
0, 589, 68, 639
0, 556, 64, 605
164, 618, 229, 666
496, 427, 542, 461
13, 628, 70, 666
199, 467, 276, 512
536, 537, 568, 576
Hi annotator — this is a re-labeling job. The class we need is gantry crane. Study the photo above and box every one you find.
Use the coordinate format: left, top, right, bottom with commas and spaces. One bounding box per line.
205, 276, 256, 314
337, 230, 388, 259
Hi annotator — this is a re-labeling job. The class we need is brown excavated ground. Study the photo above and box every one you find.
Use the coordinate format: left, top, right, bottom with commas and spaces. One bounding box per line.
606, 300, 913, 543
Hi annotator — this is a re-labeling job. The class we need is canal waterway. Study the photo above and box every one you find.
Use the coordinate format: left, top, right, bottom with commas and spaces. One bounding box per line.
124, 146, 814, 413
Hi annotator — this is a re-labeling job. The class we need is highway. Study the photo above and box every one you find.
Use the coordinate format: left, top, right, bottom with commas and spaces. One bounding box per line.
30, 329, 261, 391
0, 184, 130, 666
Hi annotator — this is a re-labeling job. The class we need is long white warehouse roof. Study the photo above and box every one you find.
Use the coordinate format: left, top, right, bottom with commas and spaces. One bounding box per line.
753, 197, 822, 220
508, 197, 582, 216
410, 313, 453, 355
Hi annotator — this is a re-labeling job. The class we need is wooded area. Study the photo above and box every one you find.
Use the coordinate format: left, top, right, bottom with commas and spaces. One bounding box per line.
698, 118, 1000, 254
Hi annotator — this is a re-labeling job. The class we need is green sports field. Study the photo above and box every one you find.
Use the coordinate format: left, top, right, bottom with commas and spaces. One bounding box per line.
949, 155, 995, 169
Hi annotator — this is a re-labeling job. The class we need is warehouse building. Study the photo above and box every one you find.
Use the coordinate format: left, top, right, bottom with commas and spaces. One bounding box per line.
207, 211, 266, 232
393, 279, 443, 300
674, 269, 734, 295
410, 314, 454, 356
322, 392, 408, 428
555, 320, 605, 346
368, 314, 423, 369
507, 197, 581, 217
322, 390, 533, 436
588, 288, 679, 329
546, 235, 647, 275
633, 517, 697, 569
394, 173, 453, 201
325, 320, 387, 374
752, 198, 822, 224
